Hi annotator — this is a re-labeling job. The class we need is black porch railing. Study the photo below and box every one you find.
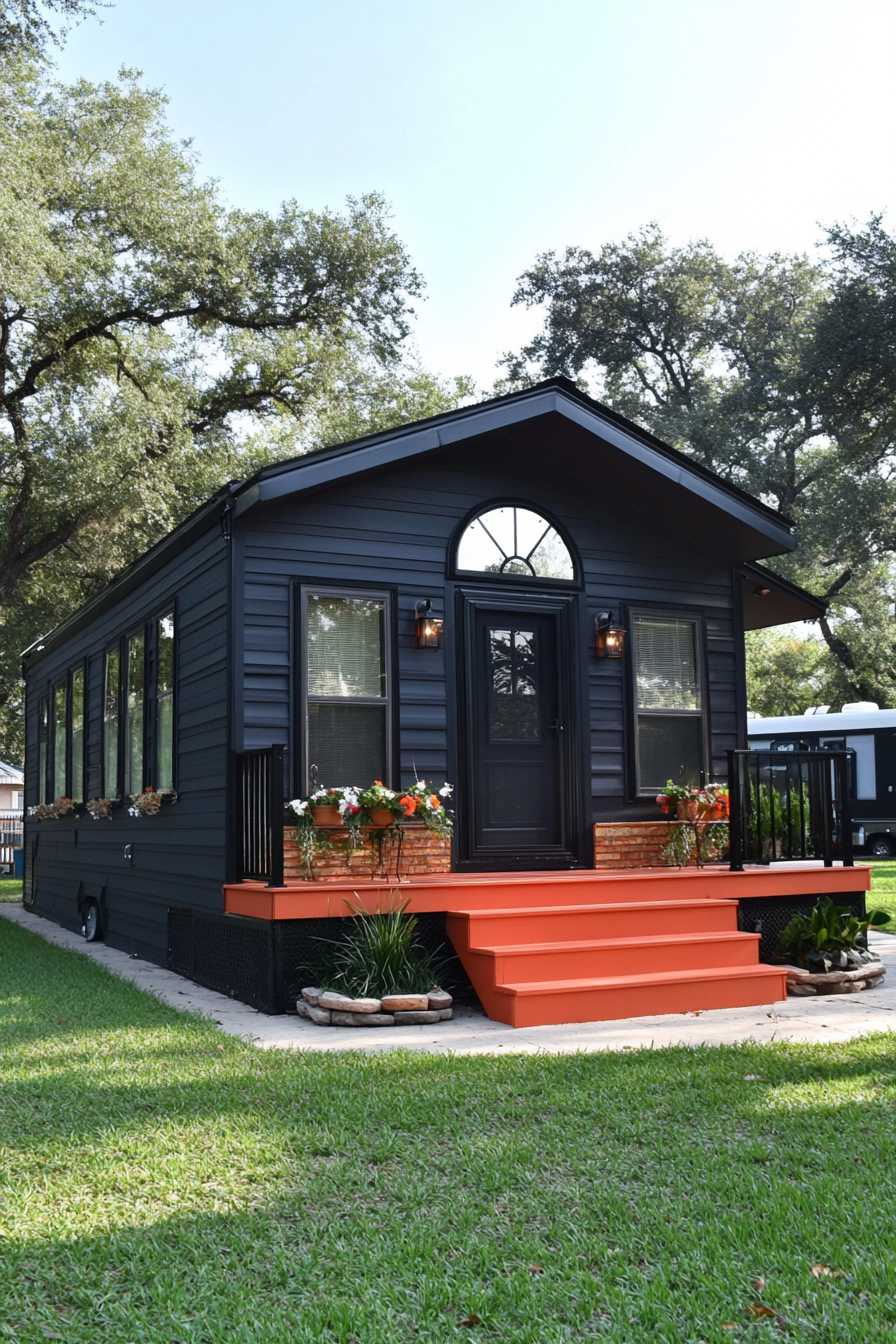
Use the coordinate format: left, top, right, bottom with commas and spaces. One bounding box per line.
727, 748, 853, 872
235, 745, 285, 886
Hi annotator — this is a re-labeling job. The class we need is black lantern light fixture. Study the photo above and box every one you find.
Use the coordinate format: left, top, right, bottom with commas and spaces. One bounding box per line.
595, 610, 626, 658
415, 600, 444, 649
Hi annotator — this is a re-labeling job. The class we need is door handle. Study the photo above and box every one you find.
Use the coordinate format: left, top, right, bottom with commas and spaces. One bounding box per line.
549, 722, 564, 732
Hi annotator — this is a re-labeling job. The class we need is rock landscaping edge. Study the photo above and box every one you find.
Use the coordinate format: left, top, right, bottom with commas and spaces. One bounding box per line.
297, 986, 454, 1026
784, 961, 886, 996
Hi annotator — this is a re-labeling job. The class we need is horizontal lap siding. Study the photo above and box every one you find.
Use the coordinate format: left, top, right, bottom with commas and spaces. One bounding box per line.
24, 526, 229, 962
239, 437, 742, 817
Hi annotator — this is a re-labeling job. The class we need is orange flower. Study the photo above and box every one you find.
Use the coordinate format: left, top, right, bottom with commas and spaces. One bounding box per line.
400, 795, 417, 816
374, 780, 383, 786
429, 794, 440, 810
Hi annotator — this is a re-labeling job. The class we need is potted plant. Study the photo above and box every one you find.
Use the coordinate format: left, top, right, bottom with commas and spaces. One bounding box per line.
302, 786, 360, 828
29, 796, 76, 821
358, 781, 403, 827
657, 780, 700, 820
128, 787, 177, 817
85, 796, 117, 820
397, 780, 454, 836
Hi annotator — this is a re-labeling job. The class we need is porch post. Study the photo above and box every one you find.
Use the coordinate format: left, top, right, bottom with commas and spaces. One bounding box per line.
727, 749, 744, 872
268, 744, 285, 888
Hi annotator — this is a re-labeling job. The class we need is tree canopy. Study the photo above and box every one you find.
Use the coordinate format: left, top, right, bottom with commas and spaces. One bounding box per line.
504, 223, 896, 711
0, 59, 472, 759
1, 0, 101, 60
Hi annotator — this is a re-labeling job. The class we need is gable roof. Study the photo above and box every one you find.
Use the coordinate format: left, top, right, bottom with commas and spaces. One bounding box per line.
22, 377, 804, 668
231, 376, 796, 556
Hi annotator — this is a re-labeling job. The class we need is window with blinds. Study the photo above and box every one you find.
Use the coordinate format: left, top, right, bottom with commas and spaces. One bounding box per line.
633, 615, 704, 793
304, 592, 390, 788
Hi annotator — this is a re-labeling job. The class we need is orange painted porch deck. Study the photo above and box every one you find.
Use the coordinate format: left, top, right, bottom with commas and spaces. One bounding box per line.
223, 865, 871, 1028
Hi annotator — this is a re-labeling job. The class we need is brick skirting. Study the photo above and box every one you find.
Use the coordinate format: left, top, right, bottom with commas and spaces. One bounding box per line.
593, 820, 728, 869
284, 823, 451, 883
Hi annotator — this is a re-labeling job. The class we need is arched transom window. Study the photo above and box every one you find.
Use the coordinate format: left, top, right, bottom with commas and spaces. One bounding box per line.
456, 505, 575, 580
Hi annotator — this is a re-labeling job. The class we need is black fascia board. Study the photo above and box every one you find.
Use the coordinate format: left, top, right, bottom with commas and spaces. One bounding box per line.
741, 561, 827, 615
20, 482, 238, 673
232, 376, 795, 549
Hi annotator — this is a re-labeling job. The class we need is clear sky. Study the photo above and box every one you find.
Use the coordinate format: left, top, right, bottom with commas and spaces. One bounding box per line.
56, 0, 896, 389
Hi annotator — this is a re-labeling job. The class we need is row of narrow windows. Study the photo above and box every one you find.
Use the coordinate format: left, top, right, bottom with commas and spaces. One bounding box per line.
33, 593, 707, 804
37, 612, 174, 803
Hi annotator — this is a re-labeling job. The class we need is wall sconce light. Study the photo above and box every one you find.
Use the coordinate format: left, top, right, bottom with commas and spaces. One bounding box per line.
753, 584, 771, 597
595, 610, 626, 658
415, 600, 444, 649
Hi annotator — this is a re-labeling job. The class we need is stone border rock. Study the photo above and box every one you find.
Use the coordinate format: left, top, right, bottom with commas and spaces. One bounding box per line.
296, 986, 453, 1026
784, 961, 886, 996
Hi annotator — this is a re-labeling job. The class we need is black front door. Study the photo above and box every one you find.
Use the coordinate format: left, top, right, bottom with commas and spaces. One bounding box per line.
460, 600, 579, 868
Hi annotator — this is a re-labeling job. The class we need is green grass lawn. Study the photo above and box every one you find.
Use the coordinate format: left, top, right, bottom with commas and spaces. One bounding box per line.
867, 858, 896, 923
0, 877, 22, 902
2, 919, 896, 1342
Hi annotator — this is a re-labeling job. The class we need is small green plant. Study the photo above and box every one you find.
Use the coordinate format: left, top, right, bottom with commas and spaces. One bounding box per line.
777, 894, 891, 971
310, 894, 447, 998
747, 778, 812, 857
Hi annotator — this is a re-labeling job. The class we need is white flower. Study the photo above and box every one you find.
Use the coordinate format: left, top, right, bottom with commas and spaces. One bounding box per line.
288, 799, 308, 815
439, 783, 454, 797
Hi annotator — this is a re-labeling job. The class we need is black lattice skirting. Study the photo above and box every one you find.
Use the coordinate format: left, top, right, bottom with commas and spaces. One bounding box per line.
168, 908, 472, 1015
736, 890, 868, 963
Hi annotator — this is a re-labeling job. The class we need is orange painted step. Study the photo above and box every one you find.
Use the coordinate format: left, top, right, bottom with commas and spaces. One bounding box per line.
488, 964, 789, 1028
447, 898, 739, 951
462, 930, 762, 983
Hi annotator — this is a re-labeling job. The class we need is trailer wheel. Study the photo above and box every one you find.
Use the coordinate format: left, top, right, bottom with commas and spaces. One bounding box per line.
81, 899, 101, 941
871, 838, 894, 857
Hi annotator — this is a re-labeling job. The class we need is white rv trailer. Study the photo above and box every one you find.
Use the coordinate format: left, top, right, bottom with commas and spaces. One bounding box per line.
747, 704, 896, 855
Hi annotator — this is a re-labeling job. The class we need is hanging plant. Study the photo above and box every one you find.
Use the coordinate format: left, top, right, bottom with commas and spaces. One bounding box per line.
397, 780, 454, 836
85, 797, 117, 820
128, 787, 178, 817
29, 796, 75, 821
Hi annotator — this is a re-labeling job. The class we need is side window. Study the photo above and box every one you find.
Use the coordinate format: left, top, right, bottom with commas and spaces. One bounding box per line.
71, 665, 85, 803
104, 647, 121, 798
156, 612, 175, 790
632, 614, 704, 794
52, 680, 67, 798
304, 591, 390, 789
37, 698, 49, 804
125, 630, 145, 795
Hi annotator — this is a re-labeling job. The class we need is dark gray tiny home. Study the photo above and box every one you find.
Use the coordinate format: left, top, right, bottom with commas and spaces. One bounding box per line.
21, 377, 822, 997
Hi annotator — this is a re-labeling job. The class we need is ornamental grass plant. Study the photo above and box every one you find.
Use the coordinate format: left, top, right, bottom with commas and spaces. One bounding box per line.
310, 897, 447, 998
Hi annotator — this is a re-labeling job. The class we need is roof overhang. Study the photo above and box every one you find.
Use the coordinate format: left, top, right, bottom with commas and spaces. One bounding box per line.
232, 380, 796, 560
740, 563, 826, 630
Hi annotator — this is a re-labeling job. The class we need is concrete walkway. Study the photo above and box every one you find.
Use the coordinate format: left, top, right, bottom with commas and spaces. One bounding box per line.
3, 900, 895, 1055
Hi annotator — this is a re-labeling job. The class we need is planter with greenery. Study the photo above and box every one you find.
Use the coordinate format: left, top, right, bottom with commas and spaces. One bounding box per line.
777, 895, 890, 995
287, 779, 454, 878
85, 796, 117, 820
28, 796, 76, 821
656, 781, 729, 866
296, 896, 454, 1027
128, 788, 178, 817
